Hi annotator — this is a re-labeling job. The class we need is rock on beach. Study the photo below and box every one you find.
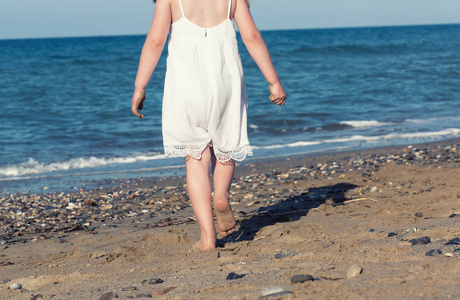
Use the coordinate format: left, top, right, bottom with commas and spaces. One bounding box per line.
346, 265, 363, 278
9, 282, 22, 290
99, 291, 118, 300
290, 274, 314, 283
409, 236, 431, 245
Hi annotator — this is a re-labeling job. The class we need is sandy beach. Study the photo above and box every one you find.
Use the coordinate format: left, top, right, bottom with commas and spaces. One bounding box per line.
1, 139, 459, 299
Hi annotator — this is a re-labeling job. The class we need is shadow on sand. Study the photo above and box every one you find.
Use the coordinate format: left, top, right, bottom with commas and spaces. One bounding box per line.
219, 182, 358, 245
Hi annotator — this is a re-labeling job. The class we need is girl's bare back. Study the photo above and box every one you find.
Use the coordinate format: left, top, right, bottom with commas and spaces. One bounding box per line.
171, 0, 234, 27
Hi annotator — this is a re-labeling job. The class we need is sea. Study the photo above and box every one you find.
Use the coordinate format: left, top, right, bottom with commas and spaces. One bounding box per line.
1, 24, 459, 193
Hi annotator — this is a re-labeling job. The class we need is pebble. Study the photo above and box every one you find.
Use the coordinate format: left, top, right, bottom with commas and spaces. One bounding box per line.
66, 202, 77, 210
260, 286, 287, 297
415, 212, 423, 218
444, 238, 460, 246
135, 294, 152, 298
9, 282, 22, 290
260, 291, 294, 298
141, 278, 164, 285
449, 214, 460, 218
226, 272, 246, 280
399, 228, 417, 239
388, 232, 398, 237
290, 274, 314, 283
99, 291, 118, 300
346, 265, 363, 278
426, 249, 443, 256
102, 204, 114, 210
409, 236, 431, 245
121, 286, 137, 291
274, 251, 297, 259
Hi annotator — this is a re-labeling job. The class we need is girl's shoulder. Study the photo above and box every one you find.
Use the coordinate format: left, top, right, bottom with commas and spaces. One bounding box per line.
154, 0, 174, 7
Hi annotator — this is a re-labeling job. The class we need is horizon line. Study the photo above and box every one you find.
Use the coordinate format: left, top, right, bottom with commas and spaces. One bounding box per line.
1, 22, 459, 41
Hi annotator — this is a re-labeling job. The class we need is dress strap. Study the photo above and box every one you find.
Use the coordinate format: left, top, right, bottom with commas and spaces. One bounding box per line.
178, 0, 185, 17
227, 0, 232, 19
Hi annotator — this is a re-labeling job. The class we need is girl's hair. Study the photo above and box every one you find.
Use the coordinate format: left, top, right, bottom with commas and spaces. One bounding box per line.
152, 0, 250, 7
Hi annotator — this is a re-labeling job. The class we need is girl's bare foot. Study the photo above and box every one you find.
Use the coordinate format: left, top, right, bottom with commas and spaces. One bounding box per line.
193, 240, 216, 251
215, 210, 237, 237
214, 195, 237, 237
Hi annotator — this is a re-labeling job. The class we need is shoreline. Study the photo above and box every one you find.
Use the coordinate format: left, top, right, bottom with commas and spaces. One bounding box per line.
3, 137, 460, 196
97, 136, 460, 193
1, 138, 458, 239
1, 138, 459, 299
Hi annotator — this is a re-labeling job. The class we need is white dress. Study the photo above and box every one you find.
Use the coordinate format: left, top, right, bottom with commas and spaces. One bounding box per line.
162, 0, 252, 162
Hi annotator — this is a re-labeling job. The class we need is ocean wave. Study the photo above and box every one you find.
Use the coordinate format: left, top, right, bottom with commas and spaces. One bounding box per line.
0, 152, 164, 177
339, 117, 460, 129
291, 43, 408, 55
2, 128, 459, 179
328, 43, 408, 54
340, 120, 397, 128
252, 117, 459, 134
252, 141, 322, 150
406, 116, 460, 124
252, 120, 393, 134
253, 128, 460, 150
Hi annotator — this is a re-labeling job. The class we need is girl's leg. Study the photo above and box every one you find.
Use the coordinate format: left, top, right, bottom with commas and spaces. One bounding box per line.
211, 152, 237, 237
185, 147, 216, 250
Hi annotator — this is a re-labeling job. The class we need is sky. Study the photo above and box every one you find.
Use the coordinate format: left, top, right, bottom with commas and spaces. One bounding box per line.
1, 0, 460, 39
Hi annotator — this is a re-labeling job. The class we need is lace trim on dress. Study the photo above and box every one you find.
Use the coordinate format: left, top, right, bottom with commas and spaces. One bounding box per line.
213, 145, 253, 162
164, 143, 210, 160
164, 144, 253, 162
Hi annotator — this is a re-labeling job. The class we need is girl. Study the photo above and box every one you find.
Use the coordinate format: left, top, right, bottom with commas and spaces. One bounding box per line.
131, 0, 286, 251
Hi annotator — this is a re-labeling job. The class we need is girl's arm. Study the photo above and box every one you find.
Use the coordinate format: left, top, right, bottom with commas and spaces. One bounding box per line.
132, 0, 171, 118
234, 0, 286, 105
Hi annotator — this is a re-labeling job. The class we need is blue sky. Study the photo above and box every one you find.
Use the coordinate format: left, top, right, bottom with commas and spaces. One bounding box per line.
1, 0, 459, 39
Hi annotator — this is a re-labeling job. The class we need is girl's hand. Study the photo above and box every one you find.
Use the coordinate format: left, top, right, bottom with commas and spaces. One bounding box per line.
269, 82, 286, 105
131, 90, 146, 118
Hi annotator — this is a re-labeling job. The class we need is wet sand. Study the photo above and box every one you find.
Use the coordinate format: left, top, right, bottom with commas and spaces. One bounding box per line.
1, 139, 459, 299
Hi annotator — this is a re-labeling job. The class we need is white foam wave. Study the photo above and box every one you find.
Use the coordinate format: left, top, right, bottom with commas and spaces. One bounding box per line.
252, 141, 322, 150
380, 128, 460, 140
340, 120, 395, 128
341, 116, 460, 128
2, 128, 459, 179
0, 152, 165, 177
253, 128, 460, 150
